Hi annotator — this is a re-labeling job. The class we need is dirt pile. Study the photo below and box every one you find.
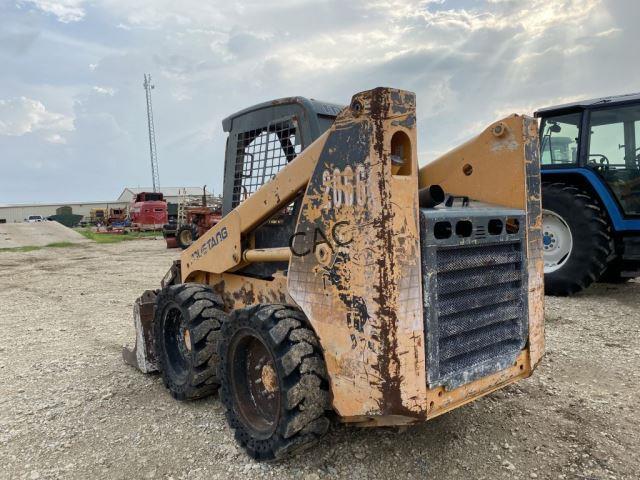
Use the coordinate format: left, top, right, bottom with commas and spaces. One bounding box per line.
0, 222, 89, 248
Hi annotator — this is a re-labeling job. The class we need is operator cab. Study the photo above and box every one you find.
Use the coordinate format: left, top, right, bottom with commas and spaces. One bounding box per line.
536, 93, 640, 216
220, 97, 344, 278
221, 97, 344, 215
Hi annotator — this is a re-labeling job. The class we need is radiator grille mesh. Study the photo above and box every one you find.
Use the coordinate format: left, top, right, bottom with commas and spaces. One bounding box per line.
420, 208, 528, 390
434, 242, 525, 386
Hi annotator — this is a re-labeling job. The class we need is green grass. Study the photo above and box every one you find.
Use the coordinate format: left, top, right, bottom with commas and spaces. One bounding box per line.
0, 245, 42, 253
0, 242, 80, 253
0, 230, 161, 253
45, 241, 79, 248
76, 228, 160, 244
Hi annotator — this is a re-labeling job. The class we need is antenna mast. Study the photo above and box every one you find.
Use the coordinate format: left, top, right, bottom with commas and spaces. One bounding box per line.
143, 73, 160, 192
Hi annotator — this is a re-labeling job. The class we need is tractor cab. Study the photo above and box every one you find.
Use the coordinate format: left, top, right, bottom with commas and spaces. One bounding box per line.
535, 93, 640, 295
538, 95, 640, 215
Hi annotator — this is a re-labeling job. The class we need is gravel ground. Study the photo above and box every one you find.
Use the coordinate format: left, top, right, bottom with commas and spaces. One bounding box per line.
1, 239, 639, 480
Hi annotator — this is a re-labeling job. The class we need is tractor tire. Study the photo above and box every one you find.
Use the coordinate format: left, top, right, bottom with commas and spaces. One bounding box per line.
154, 283, 228, 400
176, 225, 196, 250
218, 304, 330, 461
599, 258, 633, 284
542, 182, 612, 296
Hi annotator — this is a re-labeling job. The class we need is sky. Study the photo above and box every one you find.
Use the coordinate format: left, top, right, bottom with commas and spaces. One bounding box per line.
0, 0, 637, 203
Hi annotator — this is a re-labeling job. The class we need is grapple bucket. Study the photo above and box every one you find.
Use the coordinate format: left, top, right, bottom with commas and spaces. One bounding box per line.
122, 290, 158, 373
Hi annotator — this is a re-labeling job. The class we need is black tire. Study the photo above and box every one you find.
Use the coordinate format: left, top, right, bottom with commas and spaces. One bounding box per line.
542, 182, 612, 296
162, 223, 176, 238
176, 225, 196, 250
218, 304, 330, 461
154, 283, 227, 400
599, 258, 633, 283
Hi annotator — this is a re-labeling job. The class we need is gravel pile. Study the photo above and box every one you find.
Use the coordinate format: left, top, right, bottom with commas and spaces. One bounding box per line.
0, 222, 89, 249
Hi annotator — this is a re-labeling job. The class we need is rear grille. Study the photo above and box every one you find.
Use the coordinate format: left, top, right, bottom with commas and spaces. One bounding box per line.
420, 207, 528, 390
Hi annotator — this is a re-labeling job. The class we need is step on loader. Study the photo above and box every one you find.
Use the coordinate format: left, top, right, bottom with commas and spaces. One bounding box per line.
123, 87, 544, 461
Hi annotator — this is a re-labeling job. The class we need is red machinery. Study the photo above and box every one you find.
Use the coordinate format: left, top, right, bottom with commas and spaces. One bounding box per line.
129, 192, 168, 230
164, 206, 221, 249
163, 186, 222, 248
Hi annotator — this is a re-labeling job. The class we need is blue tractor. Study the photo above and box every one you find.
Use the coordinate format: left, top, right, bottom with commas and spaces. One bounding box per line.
536, 93, 640, 295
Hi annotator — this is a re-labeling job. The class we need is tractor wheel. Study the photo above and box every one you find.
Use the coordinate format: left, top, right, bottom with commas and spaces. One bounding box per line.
542, 182, 612, 296
154, 284, 227, 400
218, 304, 330, 461
176, 225, 196, 250
599, 258, 633, 283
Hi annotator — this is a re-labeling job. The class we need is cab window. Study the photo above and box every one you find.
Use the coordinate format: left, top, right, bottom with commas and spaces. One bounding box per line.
540, 113, 581, 165
589, 105, 640, 215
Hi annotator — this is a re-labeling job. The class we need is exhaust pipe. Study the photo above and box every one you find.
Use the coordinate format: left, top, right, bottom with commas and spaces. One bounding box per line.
418, 184, 445, 208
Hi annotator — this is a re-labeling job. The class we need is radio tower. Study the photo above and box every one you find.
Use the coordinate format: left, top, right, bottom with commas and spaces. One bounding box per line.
143, 74, 160, 192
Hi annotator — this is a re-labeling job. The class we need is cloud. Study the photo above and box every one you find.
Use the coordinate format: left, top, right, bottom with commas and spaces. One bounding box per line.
18, 0, 86, 23
93, 86, 116, 96
0, 97, 74, 143
1, 0, 638, 202
45, 133, 67, 144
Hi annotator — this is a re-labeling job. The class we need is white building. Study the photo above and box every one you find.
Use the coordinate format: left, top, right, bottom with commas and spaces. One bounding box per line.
0, 201, 127, 224
0, 187, 212, 224
116, 187, 212, 205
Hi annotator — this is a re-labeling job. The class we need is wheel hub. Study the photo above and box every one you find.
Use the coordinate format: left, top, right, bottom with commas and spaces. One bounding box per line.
260, 363, 278, 393
182, 329, 192, 352
163, 306, 191, 380
229, 330, 281, 439
179, 229, 192, 245
542, 210, 573, 274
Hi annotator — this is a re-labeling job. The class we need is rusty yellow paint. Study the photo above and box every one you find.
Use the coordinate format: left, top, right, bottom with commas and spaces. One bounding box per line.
288, 89, 427, 419
340, 350, 532, 427
420, 115, 528, 209
171, 87, 543, 426
425, 350, 531, 419
242, 247, 291, 263
208, 271, 292, 311
261, 363, 278, 393
181, 210, 241, 279
180, 132, 330, 282
420, 114, 546, 371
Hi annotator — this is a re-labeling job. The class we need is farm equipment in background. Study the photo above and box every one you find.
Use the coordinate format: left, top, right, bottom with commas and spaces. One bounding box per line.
49, 206, 83, 228
163, 187, 222, 249
129, 191, 168, 230
108, 207, 127, 226
537, 93, 640, 295
123, 87, 544, 461
93, 207, 131, 234
89, 208, 107, 226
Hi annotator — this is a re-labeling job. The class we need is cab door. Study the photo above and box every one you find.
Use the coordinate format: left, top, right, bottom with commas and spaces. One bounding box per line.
587, 103, 640, 217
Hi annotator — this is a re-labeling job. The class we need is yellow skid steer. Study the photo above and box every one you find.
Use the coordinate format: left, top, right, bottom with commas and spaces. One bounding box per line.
123, 87, 544, 460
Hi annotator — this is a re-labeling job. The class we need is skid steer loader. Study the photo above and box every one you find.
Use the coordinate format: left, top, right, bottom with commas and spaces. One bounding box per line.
123, 87, 544, 460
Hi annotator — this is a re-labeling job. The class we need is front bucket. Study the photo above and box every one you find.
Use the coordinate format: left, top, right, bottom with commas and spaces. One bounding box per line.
122, 290, 159, 373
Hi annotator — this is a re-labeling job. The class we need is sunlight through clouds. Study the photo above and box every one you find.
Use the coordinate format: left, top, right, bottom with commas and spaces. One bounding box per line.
0, 0, 636, 202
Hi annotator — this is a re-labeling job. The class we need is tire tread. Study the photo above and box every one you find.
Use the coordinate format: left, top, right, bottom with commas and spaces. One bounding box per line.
154, 283, 227, 400
218, 304, 330, 461
543, 183, 612, 296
